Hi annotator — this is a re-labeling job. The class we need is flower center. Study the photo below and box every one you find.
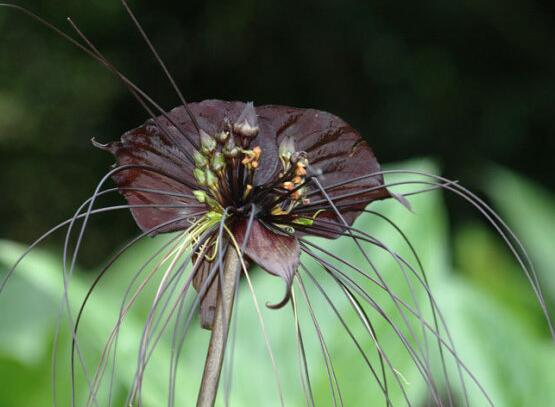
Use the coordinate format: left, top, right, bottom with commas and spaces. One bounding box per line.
190, 122, 315, 230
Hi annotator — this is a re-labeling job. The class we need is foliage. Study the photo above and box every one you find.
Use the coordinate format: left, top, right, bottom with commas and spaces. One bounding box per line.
0, 161, 553, 406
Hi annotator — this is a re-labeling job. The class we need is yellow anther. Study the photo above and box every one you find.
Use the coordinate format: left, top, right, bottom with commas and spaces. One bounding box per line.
282, 181, 294, 190
253, 146, 262, 159
242, 184, 253, 200
240, 146, 262, 171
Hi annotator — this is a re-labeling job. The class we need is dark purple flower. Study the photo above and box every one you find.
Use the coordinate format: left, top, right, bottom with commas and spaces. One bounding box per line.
96, 99, 390, 327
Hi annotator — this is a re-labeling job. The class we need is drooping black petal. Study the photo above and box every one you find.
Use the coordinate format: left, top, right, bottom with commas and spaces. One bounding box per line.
234, 219, 300, 307
192, 258, 219, 329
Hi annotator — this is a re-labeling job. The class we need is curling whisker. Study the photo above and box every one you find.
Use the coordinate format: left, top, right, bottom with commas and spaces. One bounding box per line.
301, 265, 393, 407
296, 274, 343, 407
301, 243, 494, 406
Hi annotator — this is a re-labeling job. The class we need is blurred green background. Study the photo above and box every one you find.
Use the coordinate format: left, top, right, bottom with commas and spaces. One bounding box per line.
0, 1, 554, 406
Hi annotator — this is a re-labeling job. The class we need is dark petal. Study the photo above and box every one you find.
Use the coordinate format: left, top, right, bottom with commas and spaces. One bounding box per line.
234, 219, 300, 307
192, 257, 219, 330
97, 125, 198, 234
100, 99, 388, 237
255, 105, 390, 237
99, 100, 248, 234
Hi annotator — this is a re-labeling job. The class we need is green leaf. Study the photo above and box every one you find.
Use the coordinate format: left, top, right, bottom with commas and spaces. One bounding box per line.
435, 277, 555, 406
486, 166, 555, 304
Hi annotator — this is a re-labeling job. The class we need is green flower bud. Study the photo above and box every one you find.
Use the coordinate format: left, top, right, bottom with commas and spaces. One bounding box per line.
215, 131, 229, 143
205, 196, 220, 209
193, 190, 207, 203
200, 129, 216, 154
193, 168, 206, 186
205, 168, 218, 189
193, 149, 209, 168
211, 151, 226, 172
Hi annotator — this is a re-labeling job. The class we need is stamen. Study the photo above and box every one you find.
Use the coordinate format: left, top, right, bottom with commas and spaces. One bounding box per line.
242, 184, 253, 200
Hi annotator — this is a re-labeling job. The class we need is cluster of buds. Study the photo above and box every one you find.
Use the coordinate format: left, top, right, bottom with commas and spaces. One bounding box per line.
193, 130, 227, 194
191, 103, 264, 210
271, 136, 311, 216
281, 153, 308, 201
192, 133, 224, 211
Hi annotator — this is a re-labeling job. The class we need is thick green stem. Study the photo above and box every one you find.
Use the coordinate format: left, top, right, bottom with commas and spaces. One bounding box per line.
196, 246, 241, 407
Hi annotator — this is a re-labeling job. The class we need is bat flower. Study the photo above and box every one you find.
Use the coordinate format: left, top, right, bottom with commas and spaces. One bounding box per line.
3, 5, 553, 407
95, 99, 391, 328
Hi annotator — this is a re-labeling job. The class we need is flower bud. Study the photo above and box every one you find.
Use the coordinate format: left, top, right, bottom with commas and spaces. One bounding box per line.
211, 152, 226, 172
233, 102, 259, 138
279, 135, 295, 162
193, 168, 207, 186
223, 137, 239, 158
193, 190, 207, 203
204, 168, 218, 189
200, 129, 216, 154
215, 131, 229, 143
193, 149, 209, 168
193, 190, 220, 209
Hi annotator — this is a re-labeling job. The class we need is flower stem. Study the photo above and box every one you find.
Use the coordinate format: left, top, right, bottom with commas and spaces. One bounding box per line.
196, 246, 241, 407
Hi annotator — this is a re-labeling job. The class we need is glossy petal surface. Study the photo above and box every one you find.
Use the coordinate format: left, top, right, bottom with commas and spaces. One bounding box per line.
234, 219, 300, 290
